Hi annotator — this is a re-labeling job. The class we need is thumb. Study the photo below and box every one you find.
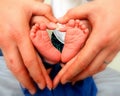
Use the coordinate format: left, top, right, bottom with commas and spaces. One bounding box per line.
58, 2, 93, 24
32, 2, 57, 23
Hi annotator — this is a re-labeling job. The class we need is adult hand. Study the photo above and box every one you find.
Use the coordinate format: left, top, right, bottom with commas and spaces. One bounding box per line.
54, 0, 120, 87
0, 0, 57, 94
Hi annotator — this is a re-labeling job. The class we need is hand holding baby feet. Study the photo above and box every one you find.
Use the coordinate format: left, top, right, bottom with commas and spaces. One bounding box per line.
30, 19, 91, 64
30, 18, 91, 65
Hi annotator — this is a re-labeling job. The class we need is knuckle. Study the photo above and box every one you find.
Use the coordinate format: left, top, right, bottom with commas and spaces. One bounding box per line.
44, 4, 52, 13
35, 77, 41, 83
11, 30, 24, 43
33, 73, 45, 86
76, 57, 85, 68
77, 60, 88, 69
67, 71, 73, 79
100, 65, 106, 71
0, 27, 13, 46
109, 46, 116, 52
95, 35, 111, 49
7, 63, 23, 75
6, 25, 24, 42
109, 41, 119, 52
8, 25, 26, 42
34, 76, 43, 83
0, 24, 25, 47
102, 37, 111, 45
7, 25, 18, 37
88, 68, 95, 76
100, 34, 112, 46
24, 59, 36, 68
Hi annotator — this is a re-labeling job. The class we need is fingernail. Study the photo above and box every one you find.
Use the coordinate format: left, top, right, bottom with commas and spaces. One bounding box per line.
62, 80, 68, 85
46, 82, 52, 91
47, 85, 52, 90
53, 84, 57, 89
38, 83, 45, 90
29, 89, 36, 95
72, 81, 76, 85
62, 79, 71, 85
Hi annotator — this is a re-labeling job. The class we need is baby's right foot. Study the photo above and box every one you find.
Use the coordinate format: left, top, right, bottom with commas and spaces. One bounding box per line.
30, 23, 61, 64
61, 19, 91, 63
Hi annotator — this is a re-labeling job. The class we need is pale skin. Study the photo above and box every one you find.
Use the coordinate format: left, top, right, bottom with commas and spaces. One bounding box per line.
53, 0, 120, 87
0, 0, 57, 94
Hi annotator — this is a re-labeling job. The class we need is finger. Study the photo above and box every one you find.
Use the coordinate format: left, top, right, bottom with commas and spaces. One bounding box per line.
72, 41, 120, 82
53, 55, 77, 88
37, 54, 52, 90
47, 22, 57, 30
47, 22, 66, 31
2, 43, 36, 94
14, 20, 46, 90
18, 37, 46, 90
97, 40, 120, 72
71, 47, 110, 81
31, 16, 50, 26
97, 63, 107, 73
71, 63, 106, 84
103, 39, 120, 65
32, 3, 57, 22
47, 68, 52, 74
58, 2, 93, 24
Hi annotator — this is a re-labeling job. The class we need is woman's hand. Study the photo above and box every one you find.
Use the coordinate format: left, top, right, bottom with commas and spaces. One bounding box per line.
54, 0, 120, 87
0, 0, 57, 94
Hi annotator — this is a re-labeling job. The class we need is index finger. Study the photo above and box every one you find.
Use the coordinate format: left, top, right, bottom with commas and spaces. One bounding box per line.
32, 3, 57, 23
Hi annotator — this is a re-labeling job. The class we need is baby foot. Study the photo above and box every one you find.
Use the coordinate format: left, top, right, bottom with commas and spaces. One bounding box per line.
61, 19, 91, 63
30, 23, 61, 64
